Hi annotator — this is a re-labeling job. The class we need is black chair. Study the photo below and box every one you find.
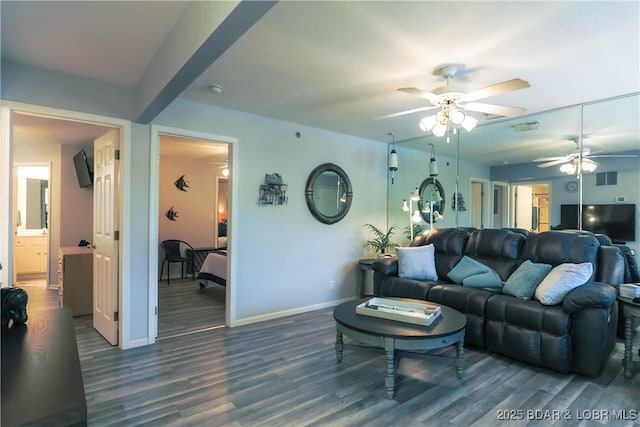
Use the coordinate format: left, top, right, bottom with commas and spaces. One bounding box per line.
160, 240, 195, 284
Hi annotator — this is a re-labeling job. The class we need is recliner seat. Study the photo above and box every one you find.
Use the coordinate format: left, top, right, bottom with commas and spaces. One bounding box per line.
372, 228, 624, 377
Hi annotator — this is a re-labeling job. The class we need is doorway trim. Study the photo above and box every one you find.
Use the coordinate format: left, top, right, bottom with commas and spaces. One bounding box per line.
1, 100, 132, 348
149, 125, 237, 342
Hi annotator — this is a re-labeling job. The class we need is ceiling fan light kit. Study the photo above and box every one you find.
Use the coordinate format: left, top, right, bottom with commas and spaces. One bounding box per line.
390, 64, 530, 140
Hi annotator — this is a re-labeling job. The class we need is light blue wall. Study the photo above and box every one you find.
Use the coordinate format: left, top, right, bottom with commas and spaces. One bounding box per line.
2, 65, 388, 342
126, 124, 152, 342
154, 99, 388, 320
2, 60, 136, 120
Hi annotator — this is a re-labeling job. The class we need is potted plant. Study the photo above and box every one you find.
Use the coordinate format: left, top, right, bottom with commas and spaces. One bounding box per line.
403, 223, 429, 243
362, 224, 398, 256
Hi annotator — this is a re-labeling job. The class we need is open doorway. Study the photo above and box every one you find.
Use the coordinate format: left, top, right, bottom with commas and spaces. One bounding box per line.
513, 183, 551, 232
470, 178, 490, 229
13, 164, 50, 288
156, 134, 229, 338
6, 108, 123, 347
492, 181, 510, 229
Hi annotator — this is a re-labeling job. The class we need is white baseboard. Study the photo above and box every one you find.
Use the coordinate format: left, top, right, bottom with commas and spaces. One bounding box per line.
230, 296, 357, 327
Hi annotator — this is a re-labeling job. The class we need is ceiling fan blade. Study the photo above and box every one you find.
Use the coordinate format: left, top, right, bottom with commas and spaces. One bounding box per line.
537, 159, 569, 168
461, 78, 530, 102
462, 102, 525, 117
589, 154, 637, 158
374, 105, 438, 120
533, 156, 564, 162
398, 87, 439, 104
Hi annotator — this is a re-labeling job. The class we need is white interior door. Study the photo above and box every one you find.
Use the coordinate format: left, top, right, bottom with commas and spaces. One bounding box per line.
514, 185, 533, 230
93, 129, 119, 345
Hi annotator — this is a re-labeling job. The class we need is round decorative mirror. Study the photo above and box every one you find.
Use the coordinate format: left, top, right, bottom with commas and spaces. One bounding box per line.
418, 177, 445, 223
305, 163, 353, 224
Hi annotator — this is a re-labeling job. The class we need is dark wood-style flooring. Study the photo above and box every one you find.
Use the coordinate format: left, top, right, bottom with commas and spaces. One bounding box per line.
15, 283, 640, 426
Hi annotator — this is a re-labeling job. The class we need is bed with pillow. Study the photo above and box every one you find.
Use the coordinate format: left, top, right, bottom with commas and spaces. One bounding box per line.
372, 228, 624, 378
197, 249, 227, 290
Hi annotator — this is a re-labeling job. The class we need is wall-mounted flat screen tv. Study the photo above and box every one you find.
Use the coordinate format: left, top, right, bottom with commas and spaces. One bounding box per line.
73, 149, 93, 188
560, 204, 636, 242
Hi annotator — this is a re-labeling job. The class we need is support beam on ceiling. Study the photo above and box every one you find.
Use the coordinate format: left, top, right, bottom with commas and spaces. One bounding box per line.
135, 1, 278, 124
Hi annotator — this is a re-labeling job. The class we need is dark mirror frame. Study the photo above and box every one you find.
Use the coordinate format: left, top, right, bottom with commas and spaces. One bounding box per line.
305, 163, 353, 224
418, 177, 445, 223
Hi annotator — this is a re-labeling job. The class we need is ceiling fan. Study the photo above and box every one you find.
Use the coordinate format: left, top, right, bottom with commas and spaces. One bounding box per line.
209, 160, 230, 176
534, 138, 637, 173
378, 64, 531, 135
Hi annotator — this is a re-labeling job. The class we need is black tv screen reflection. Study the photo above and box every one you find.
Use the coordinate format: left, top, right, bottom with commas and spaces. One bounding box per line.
560, 204, 636, 242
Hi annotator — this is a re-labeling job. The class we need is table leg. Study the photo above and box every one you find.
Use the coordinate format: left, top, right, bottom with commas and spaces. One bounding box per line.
456, 339, 465, 378
335, 330, 343, 363
624, 316, 633, 379
384, 338, 396, 399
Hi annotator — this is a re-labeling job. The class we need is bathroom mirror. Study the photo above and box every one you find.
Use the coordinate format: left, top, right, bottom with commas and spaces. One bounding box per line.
418, 177, 445, 223
305, 163, 353, 224
16, 166, 50, 233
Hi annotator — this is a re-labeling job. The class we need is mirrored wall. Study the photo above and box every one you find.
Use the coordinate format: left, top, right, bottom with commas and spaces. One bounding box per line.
387, 93, 639, 250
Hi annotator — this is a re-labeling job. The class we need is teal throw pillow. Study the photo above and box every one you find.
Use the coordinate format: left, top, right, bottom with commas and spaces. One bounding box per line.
534, 262, 593, 305
463, 269, 505, 292
503, 260, 552, 300
396, 244, 438, 281
447, 256, 487, 284
447, 256, 504, 291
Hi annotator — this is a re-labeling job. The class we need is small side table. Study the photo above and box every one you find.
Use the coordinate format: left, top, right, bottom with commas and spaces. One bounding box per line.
617, 296, 640, 379
359, 259, 377, 297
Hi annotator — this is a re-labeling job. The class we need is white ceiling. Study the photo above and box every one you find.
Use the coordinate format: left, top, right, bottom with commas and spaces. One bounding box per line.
2, 1, 639, 165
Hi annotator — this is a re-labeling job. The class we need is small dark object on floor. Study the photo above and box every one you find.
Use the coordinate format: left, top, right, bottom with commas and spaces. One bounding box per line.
1, 287, 29, 328
633, 297, 640, 303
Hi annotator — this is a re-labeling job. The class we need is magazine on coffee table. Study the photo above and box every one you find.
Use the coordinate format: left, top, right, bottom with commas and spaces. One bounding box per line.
356, 297, 441, 326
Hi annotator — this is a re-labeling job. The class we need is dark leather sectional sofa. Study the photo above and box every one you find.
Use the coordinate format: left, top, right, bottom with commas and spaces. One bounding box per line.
372, 228, 626, 377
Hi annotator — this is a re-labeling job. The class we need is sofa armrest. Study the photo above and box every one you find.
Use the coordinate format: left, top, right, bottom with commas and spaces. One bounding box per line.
372, 256, 398, 276
562, 282, 617, 314
597, 245, 625, 286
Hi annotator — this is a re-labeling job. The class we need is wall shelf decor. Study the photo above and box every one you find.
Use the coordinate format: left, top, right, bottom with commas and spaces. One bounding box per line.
259, 184, 288, 205
451, 192, 467, 212
259, 173, 287, 205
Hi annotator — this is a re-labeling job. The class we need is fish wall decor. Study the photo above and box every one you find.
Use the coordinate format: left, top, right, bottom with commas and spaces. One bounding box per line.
166, 207, 179, 221
174, 175, 190, 191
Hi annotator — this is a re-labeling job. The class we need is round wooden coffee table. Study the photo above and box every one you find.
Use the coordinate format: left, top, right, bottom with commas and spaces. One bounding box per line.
333, 298, 466, 399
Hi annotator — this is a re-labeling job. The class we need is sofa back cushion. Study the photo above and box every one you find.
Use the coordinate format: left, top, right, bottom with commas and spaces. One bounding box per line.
520, 231, 598, 281
464, 229, 525, 281
413, 228, 470, 281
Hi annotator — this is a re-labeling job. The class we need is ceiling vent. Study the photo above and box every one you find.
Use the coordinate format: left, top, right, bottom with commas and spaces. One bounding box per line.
511, 121, 540, 132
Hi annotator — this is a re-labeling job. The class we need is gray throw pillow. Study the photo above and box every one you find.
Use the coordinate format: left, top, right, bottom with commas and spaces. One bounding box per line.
503, 260, 552, 300
534, 262, 593, 305
396, 244, 437, 281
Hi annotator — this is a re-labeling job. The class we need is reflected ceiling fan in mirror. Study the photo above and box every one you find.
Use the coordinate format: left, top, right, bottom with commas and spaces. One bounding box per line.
534, 138, 637, 174
209, 160, 229, 177
378, 64, 530, 142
